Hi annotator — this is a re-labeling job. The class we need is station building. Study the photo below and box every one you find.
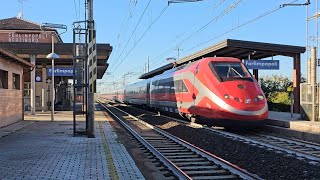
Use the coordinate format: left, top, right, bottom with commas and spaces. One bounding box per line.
0, 17, 112, 120
0, 48, 34, 127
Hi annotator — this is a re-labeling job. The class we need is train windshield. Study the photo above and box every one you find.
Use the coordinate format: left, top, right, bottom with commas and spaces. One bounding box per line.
210, 62, 252, 82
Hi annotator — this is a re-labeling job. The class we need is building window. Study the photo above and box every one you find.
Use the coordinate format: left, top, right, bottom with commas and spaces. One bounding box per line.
24, 83, 31, 96
13, 73, 20, 90
0, 70, 8, 89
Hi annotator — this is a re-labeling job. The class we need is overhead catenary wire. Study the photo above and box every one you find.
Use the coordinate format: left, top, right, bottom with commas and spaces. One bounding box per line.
144, 0, 299, 69
110, 0, 152, 69
111, 0, 138, 62
111, 5, 169, 73
106, 0, 301, 89
176, 0, 242, 47
112, 30, 189, 78
73, 0, 79, 21
113, 0, 231, 75
143, 0, 242, 69
179, 0, 300, 57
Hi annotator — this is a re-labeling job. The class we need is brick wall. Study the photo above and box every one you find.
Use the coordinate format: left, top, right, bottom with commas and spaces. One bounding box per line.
0, 57, 23, 128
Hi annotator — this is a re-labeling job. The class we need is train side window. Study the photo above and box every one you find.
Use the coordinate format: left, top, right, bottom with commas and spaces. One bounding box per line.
181, 81, 188, 92
174, 80, 188, 93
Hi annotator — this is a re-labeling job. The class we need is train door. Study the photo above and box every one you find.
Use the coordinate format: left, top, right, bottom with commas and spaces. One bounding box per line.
192, 63, 200, 108
149, 79, 157, 109
181, 64, 199, 120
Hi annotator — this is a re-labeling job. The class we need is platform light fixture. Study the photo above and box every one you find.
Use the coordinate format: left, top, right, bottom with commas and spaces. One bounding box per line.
41, 23, 67, 122
46, 52, 60, 121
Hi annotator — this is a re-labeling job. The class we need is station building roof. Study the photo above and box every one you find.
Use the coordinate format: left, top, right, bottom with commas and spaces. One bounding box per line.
0, 42, 112, 79
139, 39, 306, 79
0, 17, 112, 79
0, 17, 62, 42
0, 48, 34, 68
0, 17, 48, 30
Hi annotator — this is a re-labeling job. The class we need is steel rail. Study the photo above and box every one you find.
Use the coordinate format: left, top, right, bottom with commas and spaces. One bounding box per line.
124, 105, 320, 163
246, 134, 320, 158
101, 102, 261, 180
158, 113, 320, 163
99, 102, 192, 180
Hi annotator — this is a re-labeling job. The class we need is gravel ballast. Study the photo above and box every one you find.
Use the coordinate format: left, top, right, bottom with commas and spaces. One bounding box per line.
117, 105, 320, 180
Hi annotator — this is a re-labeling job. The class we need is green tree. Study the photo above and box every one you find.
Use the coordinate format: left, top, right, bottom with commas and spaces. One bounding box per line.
259, 75, 293, 111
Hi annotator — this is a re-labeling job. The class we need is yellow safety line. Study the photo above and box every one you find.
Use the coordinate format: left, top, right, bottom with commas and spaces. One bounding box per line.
98, 122, 119, 180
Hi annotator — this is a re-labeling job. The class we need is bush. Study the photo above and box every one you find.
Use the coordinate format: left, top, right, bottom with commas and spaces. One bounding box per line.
268, 102, 291, 112
259, 75, 295, 112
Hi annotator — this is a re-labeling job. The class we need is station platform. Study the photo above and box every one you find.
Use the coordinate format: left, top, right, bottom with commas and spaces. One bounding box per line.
1, 109, 320, 179
267, 111, 320, 134
0, 111, 145, 179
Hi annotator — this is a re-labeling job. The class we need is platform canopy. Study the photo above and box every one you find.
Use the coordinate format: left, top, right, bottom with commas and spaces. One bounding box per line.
139, 39, 306, 113
140, 39, 305, 79
0, 42, 112, 79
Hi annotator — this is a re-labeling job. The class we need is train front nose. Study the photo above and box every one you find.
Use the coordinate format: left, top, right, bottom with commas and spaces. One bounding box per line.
217, 81, 268, 112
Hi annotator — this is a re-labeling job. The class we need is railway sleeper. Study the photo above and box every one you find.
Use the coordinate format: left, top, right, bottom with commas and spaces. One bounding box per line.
161, 152, 195, 156
155, 147, 187, 150
184, 169, 229, 175
158, 149, 190, 153
169, 158, 207, 162
165, 154, 200, 159
179, 165, 220, 170
174, 161, 212, 166
191, 174, 239, 180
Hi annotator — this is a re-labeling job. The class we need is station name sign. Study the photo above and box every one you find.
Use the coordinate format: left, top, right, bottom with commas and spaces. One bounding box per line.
243, 60, 279, 70
5, 32, 50, 43
47, 67, 73, 76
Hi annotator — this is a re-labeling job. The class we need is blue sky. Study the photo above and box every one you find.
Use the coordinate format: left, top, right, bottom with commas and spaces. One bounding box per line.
0, 0, 315, 91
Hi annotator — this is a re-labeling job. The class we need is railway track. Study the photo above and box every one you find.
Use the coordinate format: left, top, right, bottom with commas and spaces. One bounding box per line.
98, 101, 260, 180
110, 102, 320, 164
236, 132, 320, 162
157, 112, 320, 164
186, 126, 320, 164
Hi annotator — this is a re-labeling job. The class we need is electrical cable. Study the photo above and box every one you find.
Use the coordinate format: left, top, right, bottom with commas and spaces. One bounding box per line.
110, 0, 152, 70
111, 0, 138, 62
146, 0, 241, 68
73, 0, 79, 21
111, 5, 169, 73
180, 0, 299, 56
107, 0, 299, 89
111, 0, 228, 76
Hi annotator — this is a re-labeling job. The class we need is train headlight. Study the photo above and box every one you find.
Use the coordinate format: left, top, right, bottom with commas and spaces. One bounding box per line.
224, 94, 230, 99
257, 94, 264, 100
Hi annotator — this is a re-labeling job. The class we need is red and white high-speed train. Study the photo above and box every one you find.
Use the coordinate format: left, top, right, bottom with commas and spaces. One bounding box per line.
123, 57, 268, 125
100, 89, 124, 103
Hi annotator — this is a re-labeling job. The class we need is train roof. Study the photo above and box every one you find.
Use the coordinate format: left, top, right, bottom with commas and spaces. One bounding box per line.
139, 39, 305, 79
202, 57, 241, 63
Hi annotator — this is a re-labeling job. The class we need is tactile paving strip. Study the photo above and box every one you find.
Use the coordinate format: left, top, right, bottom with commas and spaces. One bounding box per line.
102, 122, 145, 180
0, 121, 110, 179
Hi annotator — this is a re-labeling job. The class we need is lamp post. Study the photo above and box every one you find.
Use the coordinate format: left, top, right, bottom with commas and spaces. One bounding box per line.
41, 23, 67, 122
46, 52, 59, 121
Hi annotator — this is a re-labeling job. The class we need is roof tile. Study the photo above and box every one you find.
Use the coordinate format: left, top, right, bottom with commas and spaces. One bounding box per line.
0, 17, 51, 30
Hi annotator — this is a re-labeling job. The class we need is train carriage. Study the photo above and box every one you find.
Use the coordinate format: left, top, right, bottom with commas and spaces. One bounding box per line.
123, 57, 268, 125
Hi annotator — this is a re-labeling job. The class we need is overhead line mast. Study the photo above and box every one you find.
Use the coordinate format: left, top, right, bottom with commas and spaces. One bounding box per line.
87, 0, 96, 138
72, 0, 96, 138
